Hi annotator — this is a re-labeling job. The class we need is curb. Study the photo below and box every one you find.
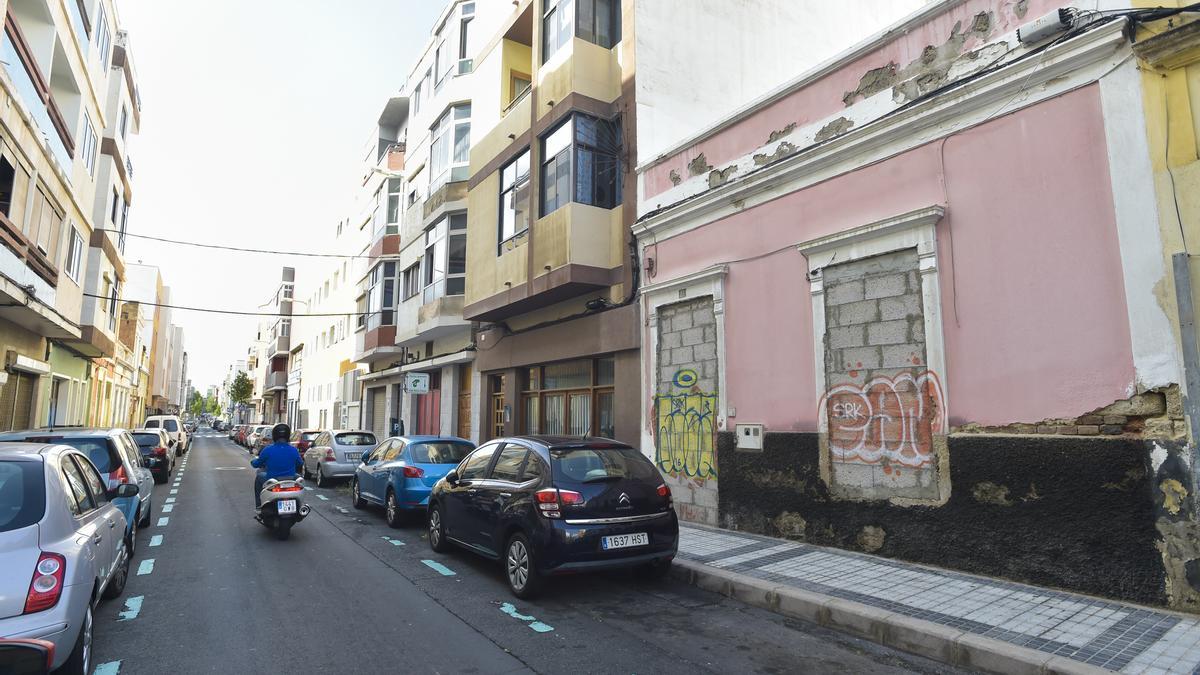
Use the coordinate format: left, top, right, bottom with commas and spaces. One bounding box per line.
669, 559, 1111, 675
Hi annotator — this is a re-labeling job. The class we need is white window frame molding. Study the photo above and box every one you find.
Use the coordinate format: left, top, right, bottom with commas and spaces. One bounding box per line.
798, 205, 950, 503
638, 264, 729, 460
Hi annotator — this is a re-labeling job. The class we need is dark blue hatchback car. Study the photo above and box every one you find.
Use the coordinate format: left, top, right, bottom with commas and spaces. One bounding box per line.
427, 436, 678, 598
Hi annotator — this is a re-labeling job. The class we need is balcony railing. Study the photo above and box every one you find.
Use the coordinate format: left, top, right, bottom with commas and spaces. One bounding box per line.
265, 371, 287, 391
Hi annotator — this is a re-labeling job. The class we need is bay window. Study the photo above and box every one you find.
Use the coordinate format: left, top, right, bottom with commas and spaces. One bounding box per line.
365, 262, 397, 331
540, 113, 621, 217
498, 149, 530, 250
422, 213, 466, 304
542, 0, 620, 63
385, 177, 402, 235
429, 104, 471, 190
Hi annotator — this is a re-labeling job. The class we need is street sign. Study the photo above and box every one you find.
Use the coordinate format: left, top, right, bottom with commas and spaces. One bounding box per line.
405, 372, 430, 394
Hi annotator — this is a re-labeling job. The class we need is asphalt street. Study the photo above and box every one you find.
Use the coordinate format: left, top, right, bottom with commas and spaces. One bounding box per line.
89, 432, 970, 675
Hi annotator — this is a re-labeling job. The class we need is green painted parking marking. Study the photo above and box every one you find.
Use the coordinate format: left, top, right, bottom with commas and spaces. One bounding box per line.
500, 602, 555, 633
117, 595, 143, 621
149, 535, 163, 547
169, 489, 178, 495
316, 495, 329, 501
381, 536, 405, 546
157, 517, 169, 526
136, 559, 155, 576
162, 504, 174, 513
94, 661, 121, 674
165, 497, 176, 504
421, 560, 455, 576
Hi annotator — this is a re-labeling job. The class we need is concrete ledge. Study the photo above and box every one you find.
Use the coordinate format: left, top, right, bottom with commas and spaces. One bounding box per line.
672, 558, 1110, 674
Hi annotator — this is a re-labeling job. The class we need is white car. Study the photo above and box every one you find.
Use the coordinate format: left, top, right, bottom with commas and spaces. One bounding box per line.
143, 415, 189, 456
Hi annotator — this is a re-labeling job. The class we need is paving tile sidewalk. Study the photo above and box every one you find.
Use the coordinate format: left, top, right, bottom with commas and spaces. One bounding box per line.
676, 524, 1200, 674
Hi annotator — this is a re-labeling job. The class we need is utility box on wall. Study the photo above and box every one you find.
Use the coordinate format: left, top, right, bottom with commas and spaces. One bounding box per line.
735, 423, 764, 450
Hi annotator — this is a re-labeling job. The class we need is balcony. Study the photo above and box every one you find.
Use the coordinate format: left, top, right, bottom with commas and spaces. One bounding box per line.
423, 180, 468, 227
354, 325, 402, 364
269, 334, 290, 358
396, 295, 469, 348
1, 16, 75, 172
265, 371, 288, 392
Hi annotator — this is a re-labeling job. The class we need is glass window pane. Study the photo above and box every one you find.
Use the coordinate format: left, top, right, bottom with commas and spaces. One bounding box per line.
446, 276, 464, 295
577, 0, 594, 41
525, 395, 539, 433
448, 233, 466, 274
545, 120, 572, 159
542, 157, 557, 211
544, 395, 565, 435
543, 360, 590, 389
568, 393, 591, 436
597, 391, 614, 438
559, 0, 574, 50
453, 123, 470, 164
576, 147, 594, 205
490, 447, 527, 482
556, 152, 571, 209
597, 357, 614, 385
455, 104, 472, 119
516, 150, 530, 178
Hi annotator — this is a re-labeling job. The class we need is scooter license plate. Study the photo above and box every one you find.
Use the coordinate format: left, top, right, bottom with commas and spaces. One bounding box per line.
277, 499, 297, 514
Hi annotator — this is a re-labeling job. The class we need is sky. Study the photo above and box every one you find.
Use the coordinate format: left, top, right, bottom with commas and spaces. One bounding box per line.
117, 0, 442, 392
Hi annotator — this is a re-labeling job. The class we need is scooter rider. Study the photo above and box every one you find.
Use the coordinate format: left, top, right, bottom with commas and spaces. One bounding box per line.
251, 423, 303, 507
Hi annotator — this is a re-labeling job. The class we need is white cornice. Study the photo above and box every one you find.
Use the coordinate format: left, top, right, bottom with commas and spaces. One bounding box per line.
633, 20, 1129, 244
640, 264, 728, 298
796, 206, 944, 259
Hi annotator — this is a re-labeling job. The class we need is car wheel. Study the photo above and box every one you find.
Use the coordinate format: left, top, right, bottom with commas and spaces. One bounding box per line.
505, 533, 541, 599
138, 504, 151, 528
128, 523, 137, 554
351, 478, 366, 509
60, 601, 93, 675
302, 464, 311, 479
101, 542, 129, 600
428, 504, 450, 552
316, 466, 329, 488
385, 490, 401, 529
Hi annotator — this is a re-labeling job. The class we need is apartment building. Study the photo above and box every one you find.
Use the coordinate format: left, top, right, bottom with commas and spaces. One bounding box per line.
460, 0, 635, 443
355, 0, 491, 442
292, 222, 365, 431
0, 0, 146, 429
254, 267, 294, 424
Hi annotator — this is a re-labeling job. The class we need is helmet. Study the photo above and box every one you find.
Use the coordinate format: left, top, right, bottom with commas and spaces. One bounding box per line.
271, 423, 291, 443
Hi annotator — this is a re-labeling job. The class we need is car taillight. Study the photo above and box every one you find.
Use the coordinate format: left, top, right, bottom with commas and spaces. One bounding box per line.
657, 484, 671, 497
270, 484, 304, 493
153, 447, 167, 457
402, 465, 424, 478
535, 488, 583, 518
23, 553, 65, 614
324, 449, 336, 462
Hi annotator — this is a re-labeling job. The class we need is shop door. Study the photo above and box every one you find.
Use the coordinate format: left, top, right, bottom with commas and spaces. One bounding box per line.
417, 390, 441, 435
457, 364, 472, 440
371, 387, 386, 438
0, 373, 34, 431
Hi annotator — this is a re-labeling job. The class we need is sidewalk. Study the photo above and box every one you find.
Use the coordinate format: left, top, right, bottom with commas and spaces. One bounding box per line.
673, 524, 1200, 674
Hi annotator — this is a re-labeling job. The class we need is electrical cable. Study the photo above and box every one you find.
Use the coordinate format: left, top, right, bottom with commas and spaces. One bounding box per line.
97, 230, 387, 260
1164, 89, 1188, 253
87, 292, 366, 318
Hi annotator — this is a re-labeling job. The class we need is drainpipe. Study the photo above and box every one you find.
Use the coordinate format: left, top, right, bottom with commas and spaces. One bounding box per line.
1171, 252, 1200, 503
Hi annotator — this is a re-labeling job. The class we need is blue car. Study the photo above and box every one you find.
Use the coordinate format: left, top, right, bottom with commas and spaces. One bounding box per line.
352, 436, 475, 528
0, 428, 154, 551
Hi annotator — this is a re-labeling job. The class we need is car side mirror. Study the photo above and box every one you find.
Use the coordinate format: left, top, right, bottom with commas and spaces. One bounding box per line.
110, 483, 139, 499
445, 470, 459, 485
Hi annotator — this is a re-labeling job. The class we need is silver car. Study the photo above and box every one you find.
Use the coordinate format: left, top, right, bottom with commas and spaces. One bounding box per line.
303, 430, 377, 488
247, 425, 270, 454
0, 443, 138, 674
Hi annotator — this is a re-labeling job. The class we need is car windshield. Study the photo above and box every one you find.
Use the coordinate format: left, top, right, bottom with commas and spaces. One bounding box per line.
165, 420, 179, 432
335, 433, 376, 446
408, 441, 473, 464
550, 446, 659, 483
301, 432, 319, 441
0, 461, 44, 532
145, 420, 160, 428
131, 433, 159, 448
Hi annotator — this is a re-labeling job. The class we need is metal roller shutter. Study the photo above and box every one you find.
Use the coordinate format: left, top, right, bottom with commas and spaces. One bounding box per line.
370, 388, 386, 439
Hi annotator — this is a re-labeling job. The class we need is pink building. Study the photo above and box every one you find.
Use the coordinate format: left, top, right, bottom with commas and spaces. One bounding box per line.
634, 0, 1186, 606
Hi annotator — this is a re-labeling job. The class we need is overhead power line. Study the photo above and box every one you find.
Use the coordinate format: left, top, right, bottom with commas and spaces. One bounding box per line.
98, 230, 386, 260
94, 292, 366, 318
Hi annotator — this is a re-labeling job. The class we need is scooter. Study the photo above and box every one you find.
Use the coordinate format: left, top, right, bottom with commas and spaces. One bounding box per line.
255, 476, 311, 540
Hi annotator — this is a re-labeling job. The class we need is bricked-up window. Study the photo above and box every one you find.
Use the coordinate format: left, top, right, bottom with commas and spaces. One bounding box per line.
498, 149, 530, 250
521, 357, 615, 438
540, 113, 621, 217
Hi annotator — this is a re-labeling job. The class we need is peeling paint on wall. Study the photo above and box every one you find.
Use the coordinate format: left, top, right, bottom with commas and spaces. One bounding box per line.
687, 153, 713, 177
767, 123, 797, 144
815, 117, 855, 143
753, 141, 797, 166
708, 165, 738, 189
669, 169, 681, 186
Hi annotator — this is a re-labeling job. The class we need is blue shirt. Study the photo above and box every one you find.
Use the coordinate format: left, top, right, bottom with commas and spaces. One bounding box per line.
251, 442, 302, 479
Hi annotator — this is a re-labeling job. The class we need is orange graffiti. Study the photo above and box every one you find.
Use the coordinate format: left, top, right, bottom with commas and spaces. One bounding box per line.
818, 371, 945, 468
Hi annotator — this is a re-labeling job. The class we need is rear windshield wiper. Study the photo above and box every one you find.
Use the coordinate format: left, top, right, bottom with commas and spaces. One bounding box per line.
582, 475, 624, 483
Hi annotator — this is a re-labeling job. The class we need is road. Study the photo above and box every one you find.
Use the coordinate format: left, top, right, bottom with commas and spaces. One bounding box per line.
89, 432, 969, 675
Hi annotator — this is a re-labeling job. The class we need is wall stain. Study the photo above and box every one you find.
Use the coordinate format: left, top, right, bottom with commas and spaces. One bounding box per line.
1162, 479, 1188, 515
708, 165, 738, 189
767, 122, 797, 144
972, 481, 1013, 506
752, 141, 798, 166
687, 153, 713, 177
669, 169, 681, 186
857, 525, 886, 553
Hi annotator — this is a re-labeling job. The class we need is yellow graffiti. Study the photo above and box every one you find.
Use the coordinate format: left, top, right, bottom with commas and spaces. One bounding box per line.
1161, 479, 1188, 515
655, 393, 718, 479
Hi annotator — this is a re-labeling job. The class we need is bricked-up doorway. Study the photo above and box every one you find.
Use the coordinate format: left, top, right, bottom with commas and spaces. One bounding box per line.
801, 206, 949, 503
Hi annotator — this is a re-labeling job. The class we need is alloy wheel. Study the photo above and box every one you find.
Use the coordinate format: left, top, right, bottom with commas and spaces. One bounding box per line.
81, 604, 93, 674
387, 493, 396, 523
429, 509, 441, 547
507, 539, 529, 591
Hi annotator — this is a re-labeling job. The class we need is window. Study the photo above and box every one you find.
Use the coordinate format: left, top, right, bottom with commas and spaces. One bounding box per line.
429, 105, 471, 189
423, 214, 466, 304
510, 73, 532, 106
576, 0, 621, 49
64, 226, 83, 282
459, 14, 474, 65
110, 187, 121, 224
95, 5, 111, 70
81, 114, 98, 176
118, 105, 129, 140
412, 81, 422, 116
435, 38, 453, 87
521, 357, 615, 438
490, 446, 528, 482
499, 149, 531, 249
385, 178, 402, 234
402, 262, 421, 300
542, 0, 575, 63
458, 443, 499, 480
61, 455, 95, 514
356, 294, 367, 329
76, 455, 108, 504
408, 441, 472, 464
27, 188, 63, 259
540, 113, 622, 217
365, 262, 397, 330
108, 280, 120, 331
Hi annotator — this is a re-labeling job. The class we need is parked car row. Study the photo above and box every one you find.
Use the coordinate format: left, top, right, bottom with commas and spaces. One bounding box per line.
230, 424, 272, 453
0, 416, 187, 674
346, 434, 679, 599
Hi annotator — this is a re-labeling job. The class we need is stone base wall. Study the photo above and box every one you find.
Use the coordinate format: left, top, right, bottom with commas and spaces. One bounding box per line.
717, 431, 1173, 606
